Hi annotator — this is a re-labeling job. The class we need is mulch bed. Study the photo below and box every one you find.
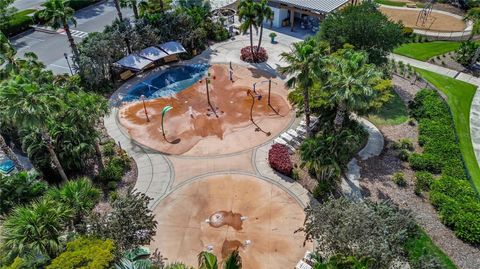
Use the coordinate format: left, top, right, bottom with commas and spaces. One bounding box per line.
358, 75, 480, 269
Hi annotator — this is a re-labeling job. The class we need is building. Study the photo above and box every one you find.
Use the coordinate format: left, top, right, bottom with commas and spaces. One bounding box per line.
266, 0, 353, 31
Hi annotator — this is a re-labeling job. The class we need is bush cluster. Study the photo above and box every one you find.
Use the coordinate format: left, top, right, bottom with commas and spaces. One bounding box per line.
392, 172, 407, 187
97, 154, 131, 189
409, 89, 480, 244
414, 171, 434, 196
268, 143, 293, 176
1, 10, 34, 37
240, 46, 268, 63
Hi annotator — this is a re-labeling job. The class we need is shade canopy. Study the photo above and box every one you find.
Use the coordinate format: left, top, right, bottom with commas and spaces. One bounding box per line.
272, 0, 348, 13
115, 54, 153, 71
158, 41, 187, 55
138, 46, 169, 61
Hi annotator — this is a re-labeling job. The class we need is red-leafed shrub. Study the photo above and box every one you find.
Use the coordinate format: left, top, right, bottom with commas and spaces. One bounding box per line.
268, 143, 293, 176
240, 46, 268, 63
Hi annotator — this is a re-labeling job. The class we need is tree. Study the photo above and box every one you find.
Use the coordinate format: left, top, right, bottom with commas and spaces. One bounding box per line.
325, 48, 385, 130
0, 0, 16, 29
0, 76, 69, 181
279, 38, 330, 136
255, 0, 273, 53
121, 0, 140, 19
238, 0, 258, 61
1, 199, 73, 263
465, 7, 480, 40
0, 171, 47, 215
319, 2, 404, 64
46, 237, 115, 269
84, 189, 157, 252
0, 131, 24, 171
301, 198, 416, 269
113, 0, 123, 20
45, 178, 101, 224
38, 0, 79, 58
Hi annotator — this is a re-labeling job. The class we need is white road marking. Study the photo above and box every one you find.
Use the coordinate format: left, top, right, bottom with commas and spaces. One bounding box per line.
49, 64, 70, 70
61, 30, 89, 38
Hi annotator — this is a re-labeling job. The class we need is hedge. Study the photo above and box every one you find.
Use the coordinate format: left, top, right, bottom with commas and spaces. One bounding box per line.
409, 89, 480, 244
1, 9, 35, 37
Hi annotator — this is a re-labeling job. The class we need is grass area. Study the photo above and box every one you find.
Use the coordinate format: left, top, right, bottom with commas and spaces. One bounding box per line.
405, 229, 457, 269
416, 68, 480, 191
375, 0, 406, 7
15, 9, 36, 16
394, 41, 462, 61
368, 89, 409, 126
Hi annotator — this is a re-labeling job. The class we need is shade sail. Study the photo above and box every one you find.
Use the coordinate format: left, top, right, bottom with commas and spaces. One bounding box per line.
115, 54, 153, 71
158, 41, 187, 55
138, 46, 169, 61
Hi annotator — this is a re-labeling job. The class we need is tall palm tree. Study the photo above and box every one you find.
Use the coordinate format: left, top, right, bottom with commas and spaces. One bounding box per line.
38, 0, 79, 58
198, 251, 218, 269
0, 76, 69, 181
222, 250, 242, 269
279, 38, 330, 137
238, 0, 258, 61
326, 49, 383, 131
121, 0, 139, 20
114, 0, 124, 20
255, 0, 273, 53
0, 31, 18, 74
1, 198, 73, 262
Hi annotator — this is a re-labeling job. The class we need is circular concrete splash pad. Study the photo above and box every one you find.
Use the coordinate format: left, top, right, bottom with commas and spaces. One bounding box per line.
149, 174, 312, 268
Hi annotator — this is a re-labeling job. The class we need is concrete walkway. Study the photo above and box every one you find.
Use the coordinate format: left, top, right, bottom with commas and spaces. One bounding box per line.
390, 54, 480, 171
341, 117, 384, 199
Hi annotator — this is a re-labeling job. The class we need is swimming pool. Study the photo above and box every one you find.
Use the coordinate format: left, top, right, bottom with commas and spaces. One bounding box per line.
123, 64, 210, 102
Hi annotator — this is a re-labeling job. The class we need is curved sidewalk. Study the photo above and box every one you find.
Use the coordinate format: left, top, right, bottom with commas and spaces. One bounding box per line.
390, 54, 480, 175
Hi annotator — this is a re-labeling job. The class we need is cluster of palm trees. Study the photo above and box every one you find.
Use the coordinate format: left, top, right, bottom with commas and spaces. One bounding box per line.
238, 0, 273, 61
0, 32, 108, 181
279, 37, 388, 136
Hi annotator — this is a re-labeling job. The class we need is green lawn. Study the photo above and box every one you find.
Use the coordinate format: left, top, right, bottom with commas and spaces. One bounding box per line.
368, 89, 409, 126
394, 41, 462, 61
416, 69, 480, 191
405, 229, 457, 269
375, 0, 406, 6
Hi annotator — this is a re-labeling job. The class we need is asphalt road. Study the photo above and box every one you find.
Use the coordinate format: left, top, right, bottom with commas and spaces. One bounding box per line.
12, 0, 44, 10
10, 0, 133, 74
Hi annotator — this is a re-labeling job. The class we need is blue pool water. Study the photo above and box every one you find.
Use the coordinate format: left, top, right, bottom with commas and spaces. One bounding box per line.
123, 63, 210, 102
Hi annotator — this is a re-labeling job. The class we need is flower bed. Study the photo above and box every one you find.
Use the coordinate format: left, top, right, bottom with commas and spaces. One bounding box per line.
240, 46, 268, 63
268, 144, 293, 176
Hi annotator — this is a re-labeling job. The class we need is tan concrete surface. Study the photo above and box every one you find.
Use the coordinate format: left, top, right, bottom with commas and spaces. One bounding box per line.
150, 174, 311, 268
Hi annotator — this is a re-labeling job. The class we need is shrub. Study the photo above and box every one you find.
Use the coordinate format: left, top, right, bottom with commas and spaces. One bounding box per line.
268, 143, 293, 176
409, 153, 442, 174
46, 237, 115, 269
0, 10, 34, 37
392, 138, 414, 151
240, 46, 268, 63
313, 178, 338, 199
101, 140, 116, 157
398, 149, 410, 161
414, 172, 434, 195
292, 168, 300, 181
403, 27, 414, 37
97, 156, 129, 184
0, 171, 47, 215
409, 89, 480, 244
392, 172, 407, 187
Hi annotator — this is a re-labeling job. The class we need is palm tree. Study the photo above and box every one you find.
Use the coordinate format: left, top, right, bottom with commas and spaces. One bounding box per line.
1, 199, 73, 262
326, 49, 383, 131
255, 0, 273, 53
114, 0, 124, 20
0, 31, 18, 75
0, 76, 69, 181
121, 0, 139, 20
198, 251, 218, 269
45, 178, 101, 224
139, 0, 167, 15
279, 38, 330, 137
38, 0, 79, 58
222, 250, 242, 269
238, 0, 258, 61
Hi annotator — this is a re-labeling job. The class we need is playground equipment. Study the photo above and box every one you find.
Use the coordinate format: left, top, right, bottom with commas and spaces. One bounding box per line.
416, 0, 435, 27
